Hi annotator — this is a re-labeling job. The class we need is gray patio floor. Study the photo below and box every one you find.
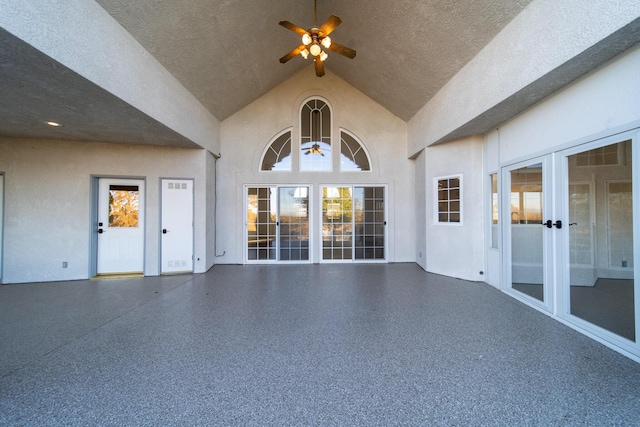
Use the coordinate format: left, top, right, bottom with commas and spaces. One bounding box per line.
1, 264, 639, 425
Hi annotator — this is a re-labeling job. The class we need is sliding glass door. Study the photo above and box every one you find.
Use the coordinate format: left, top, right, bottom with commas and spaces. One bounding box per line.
322, 186, 386, 261
246, 186, 310, 262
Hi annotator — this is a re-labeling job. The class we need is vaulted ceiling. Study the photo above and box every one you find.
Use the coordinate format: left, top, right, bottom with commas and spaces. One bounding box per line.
0, 0, 535, 146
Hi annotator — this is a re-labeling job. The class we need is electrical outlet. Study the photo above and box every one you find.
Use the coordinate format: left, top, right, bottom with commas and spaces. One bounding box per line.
622, 260, 627, 268
62, 262, 68, 268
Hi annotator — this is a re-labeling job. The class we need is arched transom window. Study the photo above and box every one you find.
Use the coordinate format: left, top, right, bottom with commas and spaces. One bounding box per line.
260, 98, 371, 172
261, 130, 292, 171
300, 98, 331, 171
340, 131, 370, 171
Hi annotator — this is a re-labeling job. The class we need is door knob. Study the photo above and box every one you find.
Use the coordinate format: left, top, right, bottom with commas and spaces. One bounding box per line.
543, 220, 553, 228
98, 229, 104, 234
553, 220, 562, 229
162, 229, 168, 234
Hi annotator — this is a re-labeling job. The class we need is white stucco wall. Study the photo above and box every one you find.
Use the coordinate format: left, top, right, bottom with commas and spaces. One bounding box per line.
407, 0, 640, 154
216, 67, 412, 264
0, 0, 221, 153
0, 138, 211, 284
423, 137, 485, 281
496, 44, 640, 164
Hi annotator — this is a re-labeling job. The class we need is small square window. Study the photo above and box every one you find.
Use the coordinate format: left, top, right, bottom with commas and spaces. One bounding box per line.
434, 175, 462, 225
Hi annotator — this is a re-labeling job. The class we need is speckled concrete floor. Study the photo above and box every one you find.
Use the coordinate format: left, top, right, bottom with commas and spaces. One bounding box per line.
1, 264, 639, 425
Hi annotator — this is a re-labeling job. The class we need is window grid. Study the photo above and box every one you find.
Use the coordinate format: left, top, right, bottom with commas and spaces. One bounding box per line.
437, 177, 461, 223
576, 144, 619, 167
354, 187, 385, 259
261, 132, 292, 171
322, 187, 352, 260
278, 187, 310, 261
247, 187, 276, 260
301, 99, 332, 171
340, 132, 370, 171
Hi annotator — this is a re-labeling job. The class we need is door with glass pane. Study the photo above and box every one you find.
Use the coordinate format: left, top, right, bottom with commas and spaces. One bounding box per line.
246, 186, 309, 262
278, 187, 310, 261
562, 137, 636, 344
97, 178, 145, 274
322, 186, 386, 261
503, 157, 554, 308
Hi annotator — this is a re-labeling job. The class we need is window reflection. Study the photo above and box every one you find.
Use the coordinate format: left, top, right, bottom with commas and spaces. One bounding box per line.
108, 185, 139, 228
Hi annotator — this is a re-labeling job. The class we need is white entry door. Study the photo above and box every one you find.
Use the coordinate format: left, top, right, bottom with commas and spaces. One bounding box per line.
97, 178, 145, 275
161, 179, 193, 274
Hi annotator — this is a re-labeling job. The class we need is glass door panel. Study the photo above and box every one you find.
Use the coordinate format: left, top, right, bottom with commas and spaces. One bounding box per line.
247, 187, 276, 261
507, 161, 548, 303
278, 187, 310, 261
354, 187, 385, 260
321, 186, 387, 261
322, 187, 353, 260
567, 139, 635, 341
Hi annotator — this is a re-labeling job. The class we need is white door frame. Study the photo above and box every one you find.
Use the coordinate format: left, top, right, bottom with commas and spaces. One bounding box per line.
244, 184, 313, 264
499, 128, 640, 362
160, 178, 194, 274
91, 176, 146, 276
555, 130, 640, 356
501, 154, 556, 313
319, 184, 388, 263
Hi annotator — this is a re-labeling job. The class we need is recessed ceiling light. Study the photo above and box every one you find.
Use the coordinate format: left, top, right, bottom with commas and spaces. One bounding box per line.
46, 121, 61, 127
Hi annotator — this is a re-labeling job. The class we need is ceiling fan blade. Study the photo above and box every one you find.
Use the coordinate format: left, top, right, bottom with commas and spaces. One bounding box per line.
314, 57, 325, 77
318, 15, 341, 37
280, 44, 306, 63
279, 21, 308, 36
327, 41, 356, 59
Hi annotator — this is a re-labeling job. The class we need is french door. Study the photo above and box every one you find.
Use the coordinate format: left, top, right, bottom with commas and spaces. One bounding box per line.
502, 131, 639, 357
245, 186, 310, 262
503, 156, 555, 310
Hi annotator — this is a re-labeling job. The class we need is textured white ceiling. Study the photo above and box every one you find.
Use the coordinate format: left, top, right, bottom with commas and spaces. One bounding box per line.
0, 0, 538, 147
94, 0, 534, 121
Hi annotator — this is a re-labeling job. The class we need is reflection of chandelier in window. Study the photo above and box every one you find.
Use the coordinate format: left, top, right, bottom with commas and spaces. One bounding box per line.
303, 109, 324, 156
301, 99, 330, 157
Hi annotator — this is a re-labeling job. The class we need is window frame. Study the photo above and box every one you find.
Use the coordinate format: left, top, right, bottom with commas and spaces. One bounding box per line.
339, 129, 372, 172
299, 97, 333, 172
259, 128, 293, 172
433, 174, 463, 226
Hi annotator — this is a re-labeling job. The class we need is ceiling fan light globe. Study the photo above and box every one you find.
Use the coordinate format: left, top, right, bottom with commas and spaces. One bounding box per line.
300, 49, 309, 59
309, 44, 322, 56
320, 51, 328, 61
302, 33, 312, 45
321, 36, 331, 49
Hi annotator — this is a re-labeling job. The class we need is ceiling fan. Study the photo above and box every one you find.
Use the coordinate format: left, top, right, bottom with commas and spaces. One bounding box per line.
302, 142, 325, 156
279, 0, 356, 77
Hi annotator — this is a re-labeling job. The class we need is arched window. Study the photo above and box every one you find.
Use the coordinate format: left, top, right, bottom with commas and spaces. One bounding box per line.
340, 130, 370, 171
261, 130, 292, 171
300, 98, 331, 171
